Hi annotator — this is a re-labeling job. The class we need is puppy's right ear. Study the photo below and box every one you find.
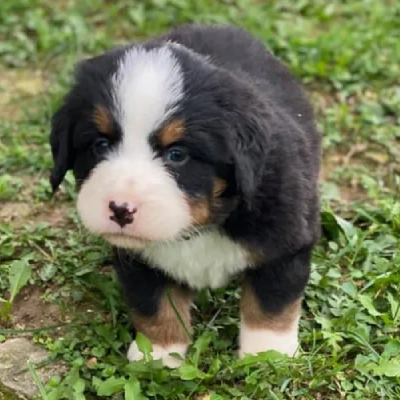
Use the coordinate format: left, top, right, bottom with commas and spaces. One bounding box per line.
49, 104, 74, 193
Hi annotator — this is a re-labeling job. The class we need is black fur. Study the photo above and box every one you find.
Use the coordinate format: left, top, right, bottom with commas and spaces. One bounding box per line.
50, 24, 321, 325
112, 248, 171, 317
247, 246, 313, 315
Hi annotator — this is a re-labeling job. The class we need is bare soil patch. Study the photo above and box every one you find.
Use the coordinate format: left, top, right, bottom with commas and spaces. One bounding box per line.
321, 152, 367, 203
1, 191, 73, 228
30, 202, 73, 227
0, 68, 46, 120
10, 287, 64, 331
0, 202, 31, 225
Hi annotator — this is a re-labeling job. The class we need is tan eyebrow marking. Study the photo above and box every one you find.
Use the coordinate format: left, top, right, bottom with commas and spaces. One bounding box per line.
93, 105, 113, 135
159, 119, 185, 147
213, 177, 227, 198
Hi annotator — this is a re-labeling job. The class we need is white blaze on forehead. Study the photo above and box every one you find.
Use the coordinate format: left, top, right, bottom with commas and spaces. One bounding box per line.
111, 45, 184, 150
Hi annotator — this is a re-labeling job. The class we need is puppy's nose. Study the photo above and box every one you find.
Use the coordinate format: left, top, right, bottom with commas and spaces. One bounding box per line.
108, 201, 137, 228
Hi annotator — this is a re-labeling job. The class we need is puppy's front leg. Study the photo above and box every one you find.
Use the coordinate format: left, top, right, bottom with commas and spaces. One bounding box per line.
113, 250, 193, 368
239, 247, 311, 358
129, 285, 192, 368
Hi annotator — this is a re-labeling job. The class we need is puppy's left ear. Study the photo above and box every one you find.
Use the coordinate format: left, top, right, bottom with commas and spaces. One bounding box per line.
229, 106, 271, 208
49, 104, 75, 193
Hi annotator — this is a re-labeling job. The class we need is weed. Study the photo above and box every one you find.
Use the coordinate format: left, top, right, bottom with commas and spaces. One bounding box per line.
0, 259, 32, 323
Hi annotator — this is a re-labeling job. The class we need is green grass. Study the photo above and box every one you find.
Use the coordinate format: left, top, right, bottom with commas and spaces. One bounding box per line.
1, 0, 399, 399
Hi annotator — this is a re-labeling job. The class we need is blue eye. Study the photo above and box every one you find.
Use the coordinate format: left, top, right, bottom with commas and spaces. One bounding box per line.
93, 138, 110, 158
165, 147, 189, 165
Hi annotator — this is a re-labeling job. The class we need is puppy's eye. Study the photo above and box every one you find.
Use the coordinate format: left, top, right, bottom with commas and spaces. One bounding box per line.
165, 147, 189, 165
92, 138, 110, 158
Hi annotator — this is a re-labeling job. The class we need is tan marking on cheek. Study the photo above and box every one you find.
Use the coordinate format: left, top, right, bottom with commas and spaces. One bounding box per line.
189, 198, 210, 226
159, 119, 185, 147
93, 105, 113, 135
213, 177, 227, 198
241, 281, 302, 331
132, 286, 193, 347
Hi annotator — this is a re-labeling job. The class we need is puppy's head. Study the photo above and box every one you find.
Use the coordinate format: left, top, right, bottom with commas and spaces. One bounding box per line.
50, 43, 270, 247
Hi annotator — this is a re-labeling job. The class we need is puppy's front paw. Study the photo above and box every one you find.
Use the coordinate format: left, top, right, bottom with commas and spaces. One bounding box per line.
127, 341, 188, 368
239, 324, 299, 358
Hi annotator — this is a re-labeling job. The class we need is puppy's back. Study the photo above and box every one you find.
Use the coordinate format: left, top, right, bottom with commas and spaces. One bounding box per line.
158, 24, 315, 133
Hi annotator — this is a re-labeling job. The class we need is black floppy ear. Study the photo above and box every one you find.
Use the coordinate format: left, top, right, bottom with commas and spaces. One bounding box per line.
230, 108, 271, 208
49, 104, 74, 193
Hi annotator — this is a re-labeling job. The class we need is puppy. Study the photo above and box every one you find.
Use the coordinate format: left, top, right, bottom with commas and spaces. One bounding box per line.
49, 24, 321, 368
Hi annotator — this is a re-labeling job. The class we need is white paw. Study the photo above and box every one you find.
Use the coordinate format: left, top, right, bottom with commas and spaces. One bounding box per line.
239, 322, 299, 358
127, 341, 188, 368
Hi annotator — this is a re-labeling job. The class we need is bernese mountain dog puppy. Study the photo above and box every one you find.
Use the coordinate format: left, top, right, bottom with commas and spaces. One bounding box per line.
49, 24, 321, 367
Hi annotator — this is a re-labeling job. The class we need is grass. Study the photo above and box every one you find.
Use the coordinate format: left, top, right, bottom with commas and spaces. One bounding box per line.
0, 0, 399, 398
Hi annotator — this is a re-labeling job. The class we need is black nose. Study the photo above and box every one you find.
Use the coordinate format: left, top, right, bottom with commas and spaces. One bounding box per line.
109, 201, 137, 228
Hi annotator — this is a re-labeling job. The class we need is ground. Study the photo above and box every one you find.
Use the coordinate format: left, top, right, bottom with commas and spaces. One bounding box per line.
0, 0, 399, 399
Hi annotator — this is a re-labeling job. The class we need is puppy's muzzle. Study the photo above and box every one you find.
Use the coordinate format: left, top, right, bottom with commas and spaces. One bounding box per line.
109, 201, 137, 228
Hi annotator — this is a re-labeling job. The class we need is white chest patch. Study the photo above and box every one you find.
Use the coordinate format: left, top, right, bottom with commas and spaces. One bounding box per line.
135, 230, 251, 290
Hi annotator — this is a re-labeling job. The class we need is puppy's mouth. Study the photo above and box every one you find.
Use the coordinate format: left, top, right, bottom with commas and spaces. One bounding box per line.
102, 226, 211, 247
102, 232, 151, 243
